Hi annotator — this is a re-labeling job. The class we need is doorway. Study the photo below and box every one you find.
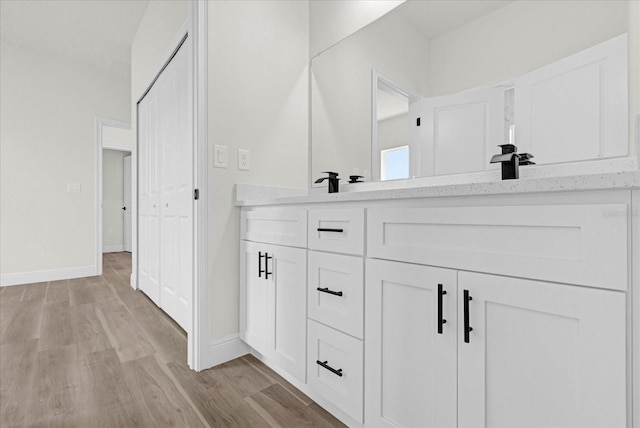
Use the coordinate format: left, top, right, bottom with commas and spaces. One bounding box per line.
102, 148, 132, 254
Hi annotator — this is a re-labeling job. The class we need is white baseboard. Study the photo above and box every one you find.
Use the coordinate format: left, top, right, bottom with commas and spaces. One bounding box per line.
200, 335, 249, 370
102, 245, 125, 253
0, 265, 97, 287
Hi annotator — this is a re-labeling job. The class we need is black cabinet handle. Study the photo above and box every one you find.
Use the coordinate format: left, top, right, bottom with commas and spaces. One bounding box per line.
463, 289, 473, 343
258, 252, 265, 278
316, 360, 343, 377
317, 228, 344, 233
438, 284, 447, 334
317, 287, 343, 297
265, 253, 273, 279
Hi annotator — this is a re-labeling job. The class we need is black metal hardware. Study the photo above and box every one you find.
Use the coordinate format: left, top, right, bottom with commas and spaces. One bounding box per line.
348, 175, 364, 183
317, 287, 343, 297
194, 188, 199, 200
317, 228, 344, 233
463, 289, 473, 343
490, 144, 535, 180
258, 252, 265, 278
416, 117, 421, 126
438, 284, 447, 334
265, 253, 273, 279
316, 360, 343, 377
315, 172, 340, 193
122, 206, 126, 211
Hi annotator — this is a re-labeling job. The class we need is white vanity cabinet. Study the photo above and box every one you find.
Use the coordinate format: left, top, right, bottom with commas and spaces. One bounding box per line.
239, 208, 307, 383
457, 272, 626, 428
366, 259, 626, 428
365, 259, 458, 428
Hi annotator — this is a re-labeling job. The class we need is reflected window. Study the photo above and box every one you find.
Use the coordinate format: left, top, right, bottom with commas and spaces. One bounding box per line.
381, 146, 409, 180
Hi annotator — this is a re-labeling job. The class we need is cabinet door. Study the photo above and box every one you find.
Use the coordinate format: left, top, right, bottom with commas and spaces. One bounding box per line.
366, 259, 458, 428
267, 244, 307, 382
239, 241, 269, 355
458, 272, 626, 428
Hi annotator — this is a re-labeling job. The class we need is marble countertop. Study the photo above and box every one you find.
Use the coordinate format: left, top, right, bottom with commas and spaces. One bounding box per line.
236, 158, 640, 207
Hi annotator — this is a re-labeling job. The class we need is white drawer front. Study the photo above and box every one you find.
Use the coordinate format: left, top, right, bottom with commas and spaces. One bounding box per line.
308, 320, 364, 423
308, 208, 365, 255
368, 203, 628, 290
241, 207, 307, 248
308, 251, 364, 339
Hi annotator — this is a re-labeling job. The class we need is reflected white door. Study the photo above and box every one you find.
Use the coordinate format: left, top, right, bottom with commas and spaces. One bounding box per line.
123, 155, 132, 252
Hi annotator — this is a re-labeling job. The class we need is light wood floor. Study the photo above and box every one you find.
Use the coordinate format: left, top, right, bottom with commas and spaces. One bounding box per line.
0, 252, 345, 428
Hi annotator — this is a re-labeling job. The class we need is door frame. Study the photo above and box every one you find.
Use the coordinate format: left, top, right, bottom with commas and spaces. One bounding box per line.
95, 117, 132, 276
132, 0, 209, 371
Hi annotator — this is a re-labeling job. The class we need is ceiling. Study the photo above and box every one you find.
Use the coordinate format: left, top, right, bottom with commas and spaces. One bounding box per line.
396, 0, 512, 40
1, 0, 149, 78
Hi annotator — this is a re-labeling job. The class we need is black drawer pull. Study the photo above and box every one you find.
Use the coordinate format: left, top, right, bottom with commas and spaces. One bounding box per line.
265, 253, 273, 279
316, 360, 343, 377
317, 228, 344, 233
437, 283, 446, 334
317, 287, 343, 297
258, 252, 265, 278
463, 289, 473, 343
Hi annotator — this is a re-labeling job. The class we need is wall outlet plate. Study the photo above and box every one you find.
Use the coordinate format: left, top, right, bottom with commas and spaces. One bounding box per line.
238, 149, 250, 171
214, 144, 228, 168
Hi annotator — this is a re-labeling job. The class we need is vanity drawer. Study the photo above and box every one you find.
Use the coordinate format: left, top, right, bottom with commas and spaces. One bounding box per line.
308, 320, 364, 423
308, 251, 364, 339
241, 207, 307, 248
308, 208, 365, 255
368, 203, 628, 290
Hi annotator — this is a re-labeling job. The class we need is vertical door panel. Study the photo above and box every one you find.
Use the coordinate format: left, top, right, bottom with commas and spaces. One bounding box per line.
158, 37, 193, 332
240, 241, 269, 355
268, 244, 307, 382
365, 259, 457, 428
123, 155, 132, 252
138, 90, 160, 305
458, 272, 626, 428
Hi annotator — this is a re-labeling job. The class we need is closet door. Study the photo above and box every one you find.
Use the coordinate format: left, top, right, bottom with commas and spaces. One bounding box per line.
137, 88, 160, 305
159, 37, 193, 333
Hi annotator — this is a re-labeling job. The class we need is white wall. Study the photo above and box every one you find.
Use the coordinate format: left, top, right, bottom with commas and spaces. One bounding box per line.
208, 0, 309, 340
428, 0, 629, 97
311, 11, 430, 184
102, 149, 128, 252
310, 0, 404, 57
378, 114, 408, 152
0, 41, 130, 283
102, 126, 133, 151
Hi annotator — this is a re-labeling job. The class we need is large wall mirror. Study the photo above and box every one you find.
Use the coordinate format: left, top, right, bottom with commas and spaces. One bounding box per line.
311, 0, 637, 184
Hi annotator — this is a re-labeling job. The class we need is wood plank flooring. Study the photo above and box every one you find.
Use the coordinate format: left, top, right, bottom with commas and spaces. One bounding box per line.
0, 253, 345, 428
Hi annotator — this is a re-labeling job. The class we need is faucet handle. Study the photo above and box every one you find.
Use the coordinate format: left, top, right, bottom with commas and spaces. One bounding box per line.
518, 153, 535, 166
322, 171, 339, 178
348, 175, 364, 183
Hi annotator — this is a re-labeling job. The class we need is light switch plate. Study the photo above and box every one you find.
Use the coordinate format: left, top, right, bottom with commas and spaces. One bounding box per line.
238, 149, 250, 171
67, 183, 81, 193
214, 144, 228, 168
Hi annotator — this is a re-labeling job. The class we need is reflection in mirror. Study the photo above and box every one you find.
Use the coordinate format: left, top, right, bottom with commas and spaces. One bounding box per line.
311, 0, 633, 185
374, 73, 419, 181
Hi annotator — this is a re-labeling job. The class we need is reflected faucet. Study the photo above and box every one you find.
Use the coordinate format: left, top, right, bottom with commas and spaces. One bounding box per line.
490, 144, 535, 180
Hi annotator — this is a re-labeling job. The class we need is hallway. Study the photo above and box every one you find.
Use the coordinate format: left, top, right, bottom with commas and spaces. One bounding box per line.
0, 253, 344, 427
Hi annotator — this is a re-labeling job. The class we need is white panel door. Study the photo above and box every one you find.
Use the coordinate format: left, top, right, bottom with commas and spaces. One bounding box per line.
268, 244, 307, 383
419, 86, 502, 176
123, 155, 132, 252
366, 259, 457, 428
137, 88, 160, 305
458, 272, 626, 428
159, 37, 193, 333
239, 241, 269, 355
515, 34, 628, 164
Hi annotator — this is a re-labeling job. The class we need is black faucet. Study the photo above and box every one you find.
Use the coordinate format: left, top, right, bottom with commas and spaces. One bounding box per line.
490, 144, 535, 180
315, 172, 340, 193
